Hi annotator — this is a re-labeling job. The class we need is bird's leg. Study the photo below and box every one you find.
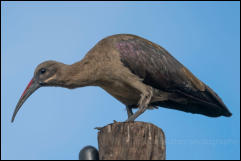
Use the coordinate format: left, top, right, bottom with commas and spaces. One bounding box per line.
126, 87, 153, 122
126, 105, 134, 118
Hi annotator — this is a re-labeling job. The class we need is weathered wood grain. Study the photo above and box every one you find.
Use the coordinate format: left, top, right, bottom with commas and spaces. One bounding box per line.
98, 122, 166, 160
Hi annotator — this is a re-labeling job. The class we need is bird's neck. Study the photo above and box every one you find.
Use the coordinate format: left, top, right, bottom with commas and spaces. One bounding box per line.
60, 60, 98, 89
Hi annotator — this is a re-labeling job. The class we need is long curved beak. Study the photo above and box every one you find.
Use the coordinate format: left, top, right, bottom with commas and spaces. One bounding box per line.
11, 78, 40, 123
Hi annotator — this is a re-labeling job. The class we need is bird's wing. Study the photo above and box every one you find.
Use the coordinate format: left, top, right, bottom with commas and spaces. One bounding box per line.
116, 36, 231, 117
116, 36, 205, 93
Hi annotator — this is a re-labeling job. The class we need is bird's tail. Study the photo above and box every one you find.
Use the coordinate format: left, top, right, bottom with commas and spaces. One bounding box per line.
204, 85, 232, 117
151, 85, 232, 117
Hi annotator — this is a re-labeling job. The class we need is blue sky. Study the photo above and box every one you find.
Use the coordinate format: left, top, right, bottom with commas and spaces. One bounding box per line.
1, 1, 240, 160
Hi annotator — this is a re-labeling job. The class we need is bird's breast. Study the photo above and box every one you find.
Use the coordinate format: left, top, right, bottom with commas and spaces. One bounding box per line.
99, 80, 140, 106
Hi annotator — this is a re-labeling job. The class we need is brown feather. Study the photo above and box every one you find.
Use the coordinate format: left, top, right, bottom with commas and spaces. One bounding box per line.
112, 34, 231, 117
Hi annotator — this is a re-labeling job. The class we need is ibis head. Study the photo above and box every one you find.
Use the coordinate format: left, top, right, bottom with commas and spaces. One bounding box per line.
11, 61, 64, 122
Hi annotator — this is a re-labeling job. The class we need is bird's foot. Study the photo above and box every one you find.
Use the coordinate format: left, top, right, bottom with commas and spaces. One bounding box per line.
113, 120, 118, 123
95, 120, 119, 130
94, 126, 103, 130
125, 105, 147, 122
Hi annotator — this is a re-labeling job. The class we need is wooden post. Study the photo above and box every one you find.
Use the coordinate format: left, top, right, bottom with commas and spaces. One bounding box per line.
97, 121, 166, 160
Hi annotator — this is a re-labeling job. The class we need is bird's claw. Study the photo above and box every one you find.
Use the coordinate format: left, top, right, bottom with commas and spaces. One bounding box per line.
113, 120, 118, 123
94, 126, 103, 130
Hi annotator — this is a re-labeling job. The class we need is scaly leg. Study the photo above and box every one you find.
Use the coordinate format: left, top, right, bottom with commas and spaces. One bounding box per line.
126, 87, 153, 122
126, 105, 133, 118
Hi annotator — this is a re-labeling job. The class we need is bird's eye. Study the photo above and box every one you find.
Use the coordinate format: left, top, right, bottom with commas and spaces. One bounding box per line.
40, 68, 46, 74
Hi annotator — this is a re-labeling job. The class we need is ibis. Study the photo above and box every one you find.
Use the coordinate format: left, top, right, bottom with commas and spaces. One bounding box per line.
11, 34, 232, 122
